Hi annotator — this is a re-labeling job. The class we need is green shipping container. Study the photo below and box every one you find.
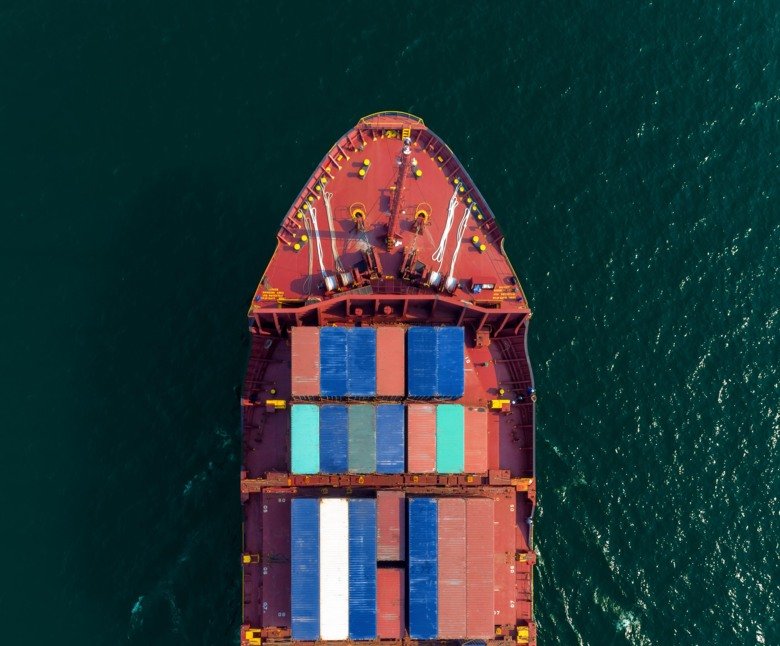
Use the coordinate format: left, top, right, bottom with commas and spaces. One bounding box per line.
348, 405, 376, 473
436, 404, 465, 473
291, 404, 320, 474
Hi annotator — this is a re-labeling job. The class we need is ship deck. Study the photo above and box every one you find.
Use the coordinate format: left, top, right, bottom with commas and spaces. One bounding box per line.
250, 112, 528, 310
241, 113, 537, 646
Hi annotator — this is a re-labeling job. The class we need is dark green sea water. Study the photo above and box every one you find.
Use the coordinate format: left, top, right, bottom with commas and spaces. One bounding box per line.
2, 1, 777, 644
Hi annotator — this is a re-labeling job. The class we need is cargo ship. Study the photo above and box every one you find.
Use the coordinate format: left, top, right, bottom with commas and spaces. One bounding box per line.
241, 112, 536, 646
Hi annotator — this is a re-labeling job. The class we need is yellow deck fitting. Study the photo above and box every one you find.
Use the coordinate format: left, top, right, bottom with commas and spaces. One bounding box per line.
245, 630, 262, 646
265, 399, 287, 410
363, 158, 371, 166
293, 243, 301, 251
351, 204, 366, 215
472, 235, 480, 245
296, 211, 303, 219
517, 626, 530, 643
490, 398, 511, 410
401, 127, 411, 139
479, 243, 487, 252
512, 477, 535, 491
414, 168, 423, 178
301, 234, 308, 243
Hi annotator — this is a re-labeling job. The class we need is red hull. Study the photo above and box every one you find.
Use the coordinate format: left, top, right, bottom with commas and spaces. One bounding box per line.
241, 113, 536, 646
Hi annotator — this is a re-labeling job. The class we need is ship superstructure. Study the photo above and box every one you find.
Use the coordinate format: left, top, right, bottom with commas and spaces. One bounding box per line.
241, 112, 536, 646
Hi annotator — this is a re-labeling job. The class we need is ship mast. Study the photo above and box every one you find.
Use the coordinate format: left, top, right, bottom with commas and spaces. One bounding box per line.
385, 137, 412, 250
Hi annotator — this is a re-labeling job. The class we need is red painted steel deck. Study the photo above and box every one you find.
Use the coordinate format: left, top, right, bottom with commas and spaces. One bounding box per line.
241, 113, 537, 646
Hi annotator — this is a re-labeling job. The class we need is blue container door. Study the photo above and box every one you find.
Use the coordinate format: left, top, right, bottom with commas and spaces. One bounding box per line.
347, 327, 377, 397
407, 327, 438, 397
436, 327, 465, 397
376, 404, 405, 473
291, 498, 320, 640
348, 499, 377, 639
319, 405, 349, 473
320, 327, 348, 396
408, 498, 438, 639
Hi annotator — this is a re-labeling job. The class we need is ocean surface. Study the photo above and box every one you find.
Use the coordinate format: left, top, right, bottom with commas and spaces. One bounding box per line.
1, 1, 777, 644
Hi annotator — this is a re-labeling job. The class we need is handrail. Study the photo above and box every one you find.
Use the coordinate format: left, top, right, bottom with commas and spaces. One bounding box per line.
358, 110, 425, 125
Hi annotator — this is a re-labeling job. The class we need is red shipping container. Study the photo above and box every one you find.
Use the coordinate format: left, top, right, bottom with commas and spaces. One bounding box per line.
464, 406, 489, 472
407, 404, 436, 472
377, 491, 405, 561
376, 327, 406, 396
466, 498, 495, 638
437, 498, 467, 638
290, 327, 320, 396
377, 567, 405, 639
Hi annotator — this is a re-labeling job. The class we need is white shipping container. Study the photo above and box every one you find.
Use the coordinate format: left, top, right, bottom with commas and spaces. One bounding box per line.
319, 498, 350, 640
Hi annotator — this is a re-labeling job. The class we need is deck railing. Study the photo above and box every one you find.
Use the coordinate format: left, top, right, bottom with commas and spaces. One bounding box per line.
358, 110, 425, 127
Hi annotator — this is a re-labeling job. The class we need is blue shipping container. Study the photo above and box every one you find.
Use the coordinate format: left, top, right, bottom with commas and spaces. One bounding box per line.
348, 499, 377, 639
436, 327, 465, 398
320, 327, 349, 396
408, 498, 438, 639
291, 499, 320, 640
320, 405, 349, 473
376, 404, 405, 473
407, 327, 438, 397
347, 328, 377, 397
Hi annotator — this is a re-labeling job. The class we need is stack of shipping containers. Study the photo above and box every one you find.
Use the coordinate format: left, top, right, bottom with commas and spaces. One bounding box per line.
406, 326, 465, 398
290, 404, 405, 475
377, 490, 405, 639
291, 498, 378, 640
288, 325, 496, 641
408, 497, 496, 640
